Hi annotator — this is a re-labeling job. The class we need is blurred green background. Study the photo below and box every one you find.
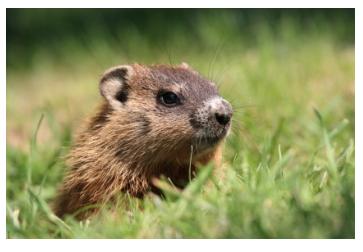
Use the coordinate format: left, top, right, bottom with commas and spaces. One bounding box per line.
7, 9, 354, 70
6, 9, 355, 238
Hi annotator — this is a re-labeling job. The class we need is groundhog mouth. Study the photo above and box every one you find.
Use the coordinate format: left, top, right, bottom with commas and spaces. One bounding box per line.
200, 136, 222, 145
192, 126, 230, 150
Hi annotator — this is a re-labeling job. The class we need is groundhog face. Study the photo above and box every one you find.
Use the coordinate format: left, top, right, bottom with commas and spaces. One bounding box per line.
99, 63, 232, 156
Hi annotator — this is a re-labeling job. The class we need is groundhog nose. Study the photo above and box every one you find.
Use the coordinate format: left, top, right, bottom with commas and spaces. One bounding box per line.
215, 112, 231, 125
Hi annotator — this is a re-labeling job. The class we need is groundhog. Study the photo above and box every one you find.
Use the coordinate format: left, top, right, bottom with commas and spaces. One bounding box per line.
54, 63, 232, 219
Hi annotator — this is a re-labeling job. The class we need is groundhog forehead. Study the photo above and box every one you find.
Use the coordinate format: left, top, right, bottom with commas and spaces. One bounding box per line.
136, 64, 219, 102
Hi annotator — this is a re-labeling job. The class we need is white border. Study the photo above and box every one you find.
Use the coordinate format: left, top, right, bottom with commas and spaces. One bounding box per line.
1, 5, 6, 242
1, 239, 361, 251
1, 1, 361, 251
355, 5, 361, 243
0, 0, 360, 8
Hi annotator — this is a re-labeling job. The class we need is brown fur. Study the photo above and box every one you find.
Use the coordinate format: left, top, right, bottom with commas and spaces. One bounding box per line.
53, 64, 229, 219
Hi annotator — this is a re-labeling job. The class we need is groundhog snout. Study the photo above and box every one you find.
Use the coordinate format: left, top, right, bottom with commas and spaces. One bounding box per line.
212, 99, 233, 126
191, 96, 233, 135
208, 97, 232, 133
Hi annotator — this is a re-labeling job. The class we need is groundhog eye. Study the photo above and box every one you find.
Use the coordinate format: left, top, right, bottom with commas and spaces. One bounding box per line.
158, 91, 181, 107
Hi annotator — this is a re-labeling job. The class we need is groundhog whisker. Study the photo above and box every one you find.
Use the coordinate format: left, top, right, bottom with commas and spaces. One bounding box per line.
208, 38, 226, 82
165, 44, 174, 66
214, 60, 233, 86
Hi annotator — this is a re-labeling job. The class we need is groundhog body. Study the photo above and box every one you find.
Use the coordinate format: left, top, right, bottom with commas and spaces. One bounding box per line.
54, 63, 232, 219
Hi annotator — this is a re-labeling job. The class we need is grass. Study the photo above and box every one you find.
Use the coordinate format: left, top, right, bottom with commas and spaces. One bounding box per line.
6, 10, 354, 238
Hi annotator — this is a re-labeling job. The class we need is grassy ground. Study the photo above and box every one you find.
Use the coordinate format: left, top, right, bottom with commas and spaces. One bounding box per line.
6, 10, 355, 238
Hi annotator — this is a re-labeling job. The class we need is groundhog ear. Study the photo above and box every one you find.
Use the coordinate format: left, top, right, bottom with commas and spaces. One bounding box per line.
180, 62, 191, 69
99, 65, 133, 107
179, 62, 198, 74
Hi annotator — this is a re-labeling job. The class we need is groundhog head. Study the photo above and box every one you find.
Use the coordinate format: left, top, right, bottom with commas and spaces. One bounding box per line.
99, 63, 232, 164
